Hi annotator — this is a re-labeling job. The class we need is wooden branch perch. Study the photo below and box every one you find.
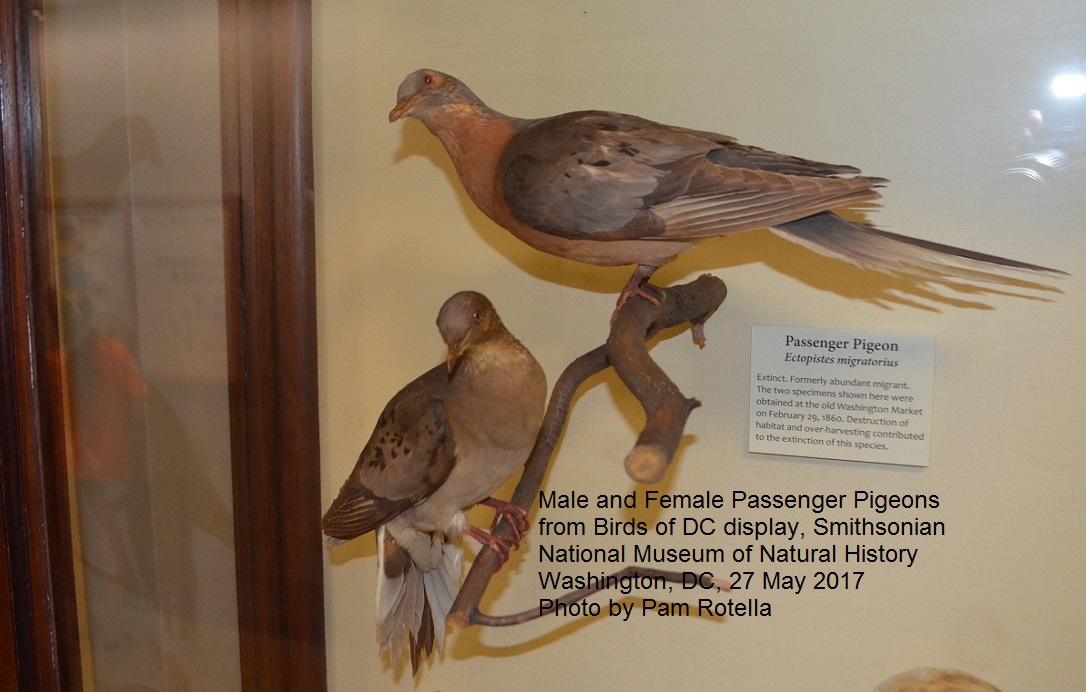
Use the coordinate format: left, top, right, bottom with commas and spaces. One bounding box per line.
470, 566, 697, 627
447, 274, 727, 629
609, 277, 726, 484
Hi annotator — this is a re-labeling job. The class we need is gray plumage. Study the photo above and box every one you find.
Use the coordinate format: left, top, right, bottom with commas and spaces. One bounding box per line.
390, 69, 1065, 310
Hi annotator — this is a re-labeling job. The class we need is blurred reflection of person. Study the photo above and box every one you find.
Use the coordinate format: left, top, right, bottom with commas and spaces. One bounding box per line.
58, 293, 153, 658
69, 312, 148, 594
1023, 109, 1049, 151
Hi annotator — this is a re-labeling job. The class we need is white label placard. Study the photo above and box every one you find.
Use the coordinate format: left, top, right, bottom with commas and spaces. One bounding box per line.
749, 326, 935, 466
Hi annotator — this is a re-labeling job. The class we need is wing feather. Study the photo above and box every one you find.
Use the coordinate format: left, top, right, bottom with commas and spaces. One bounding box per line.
322, 365, 457, 542
499, 110, 883, 242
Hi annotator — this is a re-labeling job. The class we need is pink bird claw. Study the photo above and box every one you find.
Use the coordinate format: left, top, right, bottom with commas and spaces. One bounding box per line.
482, 497, 529, 542
611, 273, 663, 327
468, 526, 517, 565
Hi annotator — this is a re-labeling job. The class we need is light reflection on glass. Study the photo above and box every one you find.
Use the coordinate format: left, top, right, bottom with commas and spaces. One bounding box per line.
1051, 72, 1086, 99
1002, 69, 1086, 191
44, 0, 241, 689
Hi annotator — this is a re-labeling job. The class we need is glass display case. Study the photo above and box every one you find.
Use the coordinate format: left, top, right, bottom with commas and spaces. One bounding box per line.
2, 1, 1083, 690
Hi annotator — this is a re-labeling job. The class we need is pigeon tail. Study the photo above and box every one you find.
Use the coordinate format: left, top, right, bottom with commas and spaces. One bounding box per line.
772, 212, 1067, 284
375, 523, 462, 675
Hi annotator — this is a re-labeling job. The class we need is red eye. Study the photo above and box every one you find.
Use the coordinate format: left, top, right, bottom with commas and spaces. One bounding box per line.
423, 74, 434, 85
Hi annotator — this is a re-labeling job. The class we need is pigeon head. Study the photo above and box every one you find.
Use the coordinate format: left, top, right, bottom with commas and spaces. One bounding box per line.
437, 290, 505, 375
389, 69, 484, 125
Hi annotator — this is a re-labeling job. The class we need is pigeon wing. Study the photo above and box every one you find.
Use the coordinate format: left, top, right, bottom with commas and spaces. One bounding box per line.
322, 365, 457, 542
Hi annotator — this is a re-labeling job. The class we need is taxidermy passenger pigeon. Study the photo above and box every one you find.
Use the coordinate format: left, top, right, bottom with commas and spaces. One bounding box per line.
322, 291, 546, 674
389, 69, 1065, 321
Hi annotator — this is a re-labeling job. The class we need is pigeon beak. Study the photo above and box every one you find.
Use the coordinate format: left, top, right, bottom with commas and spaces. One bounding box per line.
446, 343, 465, 377
389, 97, 417, 123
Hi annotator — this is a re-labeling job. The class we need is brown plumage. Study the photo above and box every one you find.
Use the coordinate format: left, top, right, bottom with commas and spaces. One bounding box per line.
323, 291, 546, 674
390, 69, 1065, 314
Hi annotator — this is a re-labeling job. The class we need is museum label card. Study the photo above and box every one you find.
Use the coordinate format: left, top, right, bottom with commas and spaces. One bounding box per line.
749, 326, 935, 466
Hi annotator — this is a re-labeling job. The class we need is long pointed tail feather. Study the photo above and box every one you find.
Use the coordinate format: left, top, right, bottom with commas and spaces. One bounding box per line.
376, 524, 462, 675
772, 212, 1067, 284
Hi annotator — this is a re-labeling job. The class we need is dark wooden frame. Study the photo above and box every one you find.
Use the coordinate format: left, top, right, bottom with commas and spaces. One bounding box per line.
219, 0, 326, 688
0, 0, 325, 689
0, 2, 81, 689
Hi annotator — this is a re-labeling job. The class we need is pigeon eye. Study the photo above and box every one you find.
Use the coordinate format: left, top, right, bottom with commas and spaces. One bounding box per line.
471, 311, 482, 323
422, 73, 435, 86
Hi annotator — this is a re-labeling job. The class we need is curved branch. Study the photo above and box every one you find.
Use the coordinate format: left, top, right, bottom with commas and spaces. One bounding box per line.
471, 566, 702, 627
448, 274, 728, 629
609, 276, 727, 483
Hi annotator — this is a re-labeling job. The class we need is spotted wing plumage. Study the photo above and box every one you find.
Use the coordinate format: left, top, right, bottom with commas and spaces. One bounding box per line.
321, 365, 456, 542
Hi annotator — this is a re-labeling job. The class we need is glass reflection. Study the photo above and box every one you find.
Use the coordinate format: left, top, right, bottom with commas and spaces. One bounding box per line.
1004, 70, 1086, 187
44, 0, 241, 689
1051, 72, 1086, 99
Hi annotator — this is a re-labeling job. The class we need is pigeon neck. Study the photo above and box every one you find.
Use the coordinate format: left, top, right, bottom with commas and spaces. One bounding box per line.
426, 106, 520, 217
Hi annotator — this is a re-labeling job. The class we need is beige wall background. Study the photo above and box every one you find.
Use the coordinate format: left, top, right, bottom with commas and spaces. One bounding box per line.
315, 2, 1086, 689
